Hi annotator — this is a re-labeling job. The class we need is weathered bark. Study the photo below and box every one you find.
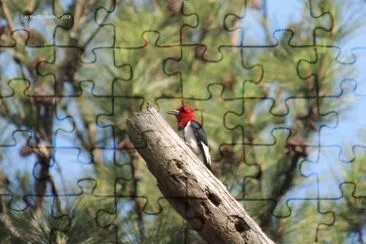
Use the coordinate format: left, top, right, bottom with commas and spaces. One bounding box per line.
127, 106, 274, 244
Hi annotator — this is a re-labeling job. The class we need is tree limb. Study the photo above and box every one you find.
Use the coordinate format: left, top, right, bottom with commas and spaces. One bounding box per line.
127, 106, 274, 244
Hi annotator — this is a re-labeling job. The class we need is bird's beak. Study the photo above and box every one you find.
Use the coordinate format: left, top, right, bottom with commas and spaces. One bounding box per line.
168, 110, 179, 115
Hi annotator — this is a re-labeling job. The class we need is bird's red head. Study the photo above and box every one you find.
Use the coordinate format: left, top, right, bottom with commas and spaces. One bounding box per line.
168, 105, 196, 129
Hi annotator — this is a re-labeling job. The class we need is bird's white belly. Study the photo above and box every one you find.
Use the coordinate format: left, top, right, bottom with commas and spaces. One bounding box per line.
180, 122, 202, 157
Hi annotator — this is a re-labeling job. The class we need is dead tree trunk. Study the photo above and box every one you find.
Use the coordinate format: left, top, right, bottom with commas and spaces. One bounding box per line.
127, 106, 274, 244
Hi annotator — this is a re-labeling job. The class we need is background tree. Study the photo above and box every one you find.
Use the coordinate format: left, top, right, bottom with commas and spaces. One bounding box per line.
0, 0, 365, 243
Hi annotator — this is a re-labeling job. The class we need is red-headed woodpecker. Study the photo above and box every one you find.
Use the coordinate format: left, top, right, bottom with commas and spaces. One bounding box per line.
168, 105, 212, 170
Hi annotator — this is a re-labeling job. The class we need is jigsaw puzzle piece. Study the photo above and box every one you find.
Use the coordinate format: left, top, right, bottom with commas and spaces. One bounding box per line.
301, 146, 366, 199
316, 183, 366, 243
309, 0, 366, 61
297, 45, 366, 97
239, 0, 334, 47
0, 127, 96, 198
45, 179, 118, 243
47, 140, 131, 197
350, 147, 366, 198
224, 94, 329, 156
163, 45, 257, 99
0, 24, 16, 47
27, 1, 116, 88
0, 79, 39, 138
96, 195, 197, 243
113, 32, 180, 100
333, 46, 366, 67
52, 81, 119, 163
74, 48, 132, 96
216, 143, 260, 190
268, 0, 333, 47
54, 23, 115, 62
35, 45, 82, 89
0, 194, 72, 242
317, 80, 366, 161
241, 31, 317, 103
0, 130, 32, 211
272, 199, 334, 243
49, 0, 115, 41
234, 128, 326, 226
224, 99, 287, 146
106, 0, 197, 47
179, 0, 261, 60
36, 41, 131, 97
0, 0, 116, 92
276, 96, 338, 151
14, 80, 130, 196
0, 28, 55, 94
1, 0, 74, 49
1, 129, 121, 209
93, 154, 190, 243
95, 94, 145, 166
0, 27, 53, 65
0, 26, 43, 51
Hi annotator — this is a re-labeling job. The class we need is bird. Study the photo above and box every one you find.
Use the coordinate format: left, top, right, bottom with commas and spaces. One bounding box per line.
168, 105, 212, 170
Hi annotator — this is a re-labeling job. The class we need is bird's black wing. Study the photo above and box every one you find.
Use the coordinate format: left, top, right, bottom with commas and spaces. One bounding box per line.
190, 120, 208, 146
190, 120, 211, 169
